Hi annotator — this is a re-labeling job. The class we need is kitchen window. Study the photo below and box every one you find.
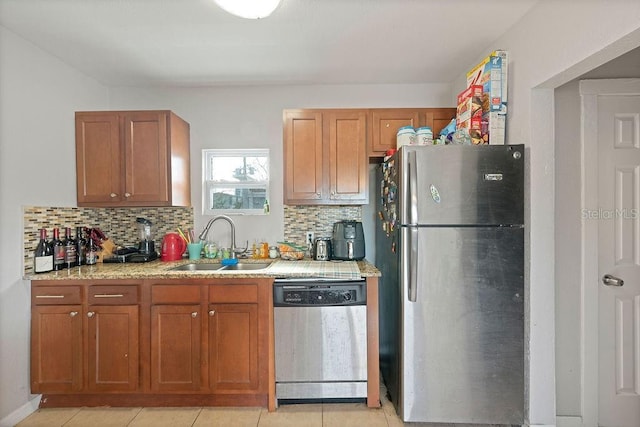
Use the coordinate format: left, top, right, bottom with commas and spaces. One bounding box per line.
202, 149, 270, 215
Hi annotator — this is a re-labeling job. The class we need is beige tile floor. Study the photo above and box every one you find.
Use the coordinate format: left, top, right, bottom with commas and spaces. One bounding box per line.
15, 385, 508, 427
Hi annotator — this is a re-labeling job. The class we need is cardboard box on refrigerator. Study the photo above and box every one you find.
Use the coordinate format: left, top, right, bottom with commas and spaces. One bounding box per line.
466, 50, 508, 145
456, 85, 485, 144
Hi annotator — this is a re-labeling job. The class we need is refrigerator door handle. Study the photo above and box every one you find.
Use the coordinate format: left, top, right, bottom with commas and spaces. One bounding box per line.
409, 150, 418, 225
407, 149, 419, 302
409, 227, 418, 302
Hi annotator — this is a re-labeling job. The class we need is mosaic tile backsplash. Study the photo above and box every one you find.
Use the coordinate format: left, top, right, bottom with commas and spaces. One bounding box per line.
24, 204, 359, 274
23, 206, 194, 275
283, 205, 362, 245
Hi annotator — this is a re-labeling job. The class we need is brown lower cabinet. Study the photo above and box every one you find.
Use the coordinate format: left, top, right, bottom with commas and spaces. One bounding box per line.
31, 278, 272, 408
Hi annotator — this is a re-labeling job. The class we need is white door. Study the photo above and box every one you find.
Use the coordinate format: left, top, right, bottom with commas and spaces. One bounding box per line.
595, 85, 640, 427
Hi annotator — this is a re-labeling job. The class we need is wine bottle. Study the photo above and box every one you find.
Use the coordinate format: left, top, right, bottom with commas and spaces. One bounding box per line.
63, 227, 77, 269
86, 237, 98, 265
52, 228, 65, 271
33, 228, 53, 273
75, 226, 86, 266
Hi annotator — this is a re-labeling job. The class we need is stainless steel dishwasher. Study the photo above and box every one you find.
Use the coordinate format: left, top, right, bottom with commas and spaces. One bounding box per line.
274, 278, 367, 402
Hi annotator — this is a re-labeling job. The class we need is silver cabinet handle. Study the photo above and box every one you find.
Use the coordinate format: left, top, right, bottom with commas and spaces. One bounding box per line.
602, 274, 624, 287
69, 311, 78, 317
87, 311, 95, 318
36, 295, 65, 299
191, 312, 198, 318
209, 310, 215, 317
124, 192, 131, 198
110, 193, 117, 198
94, 294, 124, 298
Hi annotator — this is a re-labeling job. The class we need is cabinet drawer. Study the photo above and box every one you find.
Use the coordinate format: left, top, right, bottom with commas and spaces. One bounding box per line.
32, 286, 81, 305
210, 284, 258, 303
89, 285, 139, 305
152, 285, 201, 304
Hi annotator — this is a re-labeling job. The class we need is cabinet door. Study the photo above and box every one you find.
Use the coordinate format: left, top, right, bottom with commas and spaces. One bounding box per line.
423, 108, 456, 140
76, 112, 122, 205
209, 304, 259, 392
87, 305, 139, 392
283, 110, 324, 203
150, 304, 201, 391
370, 109, 420, 156
31, 305, 83, 393
122, 112, 170, 205
327, 111, 368, 204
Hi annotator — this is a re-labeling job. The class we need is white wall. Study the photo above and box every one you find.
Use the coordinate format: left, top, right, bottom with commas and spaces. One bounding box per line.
0, 26, 109, 423
108, 84, 453, 246
451, 0, 640, 424
554, 80, 582, 416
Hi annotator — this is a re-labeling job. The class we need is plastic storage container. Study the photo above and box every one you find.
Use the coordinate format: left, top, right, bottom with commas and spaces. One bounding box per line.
396, 126, 416, 148
416, 127, 433, 145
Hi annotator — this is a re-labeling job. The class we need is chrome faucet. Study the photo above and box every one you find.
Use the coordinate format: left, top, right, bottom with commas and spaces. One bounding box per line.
198, 215, 246, 259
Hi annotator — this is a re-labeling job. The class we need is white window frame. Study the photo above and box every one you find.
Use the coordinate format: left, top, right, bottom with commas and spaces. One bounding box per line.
202, 148, 270, 216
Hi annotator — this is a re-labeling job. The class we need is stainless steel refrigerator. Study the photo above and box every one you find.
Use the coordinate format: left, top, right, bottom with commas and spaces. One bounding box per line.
375, 144, 524, 424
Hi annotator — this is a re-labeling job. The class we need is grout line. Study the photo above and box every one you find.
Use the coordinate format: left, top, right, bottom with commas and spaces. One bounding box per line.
124, 407, 144, 426
189, 407, 203, 427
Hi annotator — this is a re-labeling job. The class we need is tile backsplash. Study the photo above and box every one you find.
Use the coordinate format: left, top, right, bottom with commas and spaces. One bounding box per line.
23, 206, 194, 275
24, 204, 360, 275
283, 205, 362, 245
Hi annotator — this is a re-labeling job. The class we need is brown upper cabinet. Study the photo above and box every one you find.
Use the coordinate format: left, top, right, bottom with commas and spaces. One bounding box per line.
283, 108, 456, 205
75, 110, 191, 207
369, 108, 456, 157
284, 109, 368, 205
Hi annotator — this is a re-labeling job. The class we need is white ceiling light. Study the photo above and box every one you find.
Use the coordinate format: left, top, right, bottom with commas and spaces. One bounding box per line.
213, 0, 281, 19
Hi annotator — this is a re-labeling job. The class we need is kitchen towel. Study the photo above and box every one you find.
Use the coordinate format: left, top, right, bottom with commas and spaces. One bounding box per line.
268, 260, 361, 280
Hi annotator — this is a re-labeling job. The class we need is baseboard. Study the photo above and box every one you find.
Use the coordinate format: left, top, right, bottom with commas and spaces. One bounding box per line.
0, 395, 41, 427
556, 415, 583, 427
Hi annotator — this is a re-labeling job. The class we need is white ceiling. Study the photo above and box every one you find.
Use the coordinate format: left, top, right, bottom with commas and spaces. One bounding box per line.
0, 0, 539, 87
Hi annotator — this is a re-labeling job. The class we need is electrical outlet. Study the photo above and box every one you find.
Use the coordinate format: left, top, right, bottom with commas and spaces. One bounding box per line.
306, 231, 315, 247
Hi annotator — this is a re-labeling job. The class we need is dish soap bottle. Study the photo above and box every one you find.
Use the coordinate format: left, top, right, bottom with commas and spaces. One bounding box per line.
263, 198, 270, 214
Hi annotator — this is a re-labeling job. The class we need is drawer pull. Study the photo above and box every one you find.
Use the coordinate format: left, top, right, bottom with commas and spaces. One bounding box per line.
36, 295, 65, 299
69, 311, 78, 317
209, 310, 215, 316
191, 312, 198, 318
87, 311, 95, 318
94, 294, 125, 298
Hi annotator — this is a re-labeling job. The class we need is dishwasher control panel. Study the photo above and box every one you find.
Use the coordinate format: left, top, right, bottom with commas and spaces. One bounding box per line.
273, 279, 366, 306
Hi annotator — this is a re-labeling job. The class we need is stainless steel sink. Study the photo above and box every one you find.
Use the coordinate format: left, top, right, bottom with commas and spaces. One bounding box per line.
170, 262, 271, 272
221, 263, 272, 271
171, 263, 223, 271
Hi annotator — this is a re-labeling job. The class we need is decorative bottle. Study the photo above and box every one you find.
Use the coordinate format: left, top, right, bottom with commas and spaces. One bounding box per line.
33, 228, 53, 273
63, 227, 77, 268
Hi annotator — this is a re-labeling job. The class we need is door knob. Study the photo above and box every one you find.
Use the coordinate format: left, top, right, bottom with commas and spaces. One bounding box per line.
602, 274, 624, 287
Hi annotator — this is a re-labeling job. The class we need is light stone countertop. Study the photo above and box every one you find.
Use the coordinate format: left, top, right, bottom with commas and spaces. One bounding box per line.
26, 258, 381, 281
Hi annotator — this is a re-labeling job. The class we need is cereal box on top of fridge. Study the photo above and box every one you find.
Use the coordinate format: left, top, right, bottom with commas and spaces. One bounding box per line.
466, 50, 508, 112
466, 50, 508, 144
456, 85, 486, 144
456, 85, 483, 128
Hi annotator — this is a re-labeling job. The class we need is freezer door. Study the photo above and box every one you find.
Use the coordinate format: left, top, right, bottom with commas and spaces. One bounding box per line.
398, 145, 524, 226
399, 226, 524, 424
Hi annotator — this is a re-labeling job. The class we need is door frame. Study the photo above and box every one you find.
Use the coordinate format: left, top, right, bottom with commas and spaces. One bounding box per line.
580, 78, 640, 427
